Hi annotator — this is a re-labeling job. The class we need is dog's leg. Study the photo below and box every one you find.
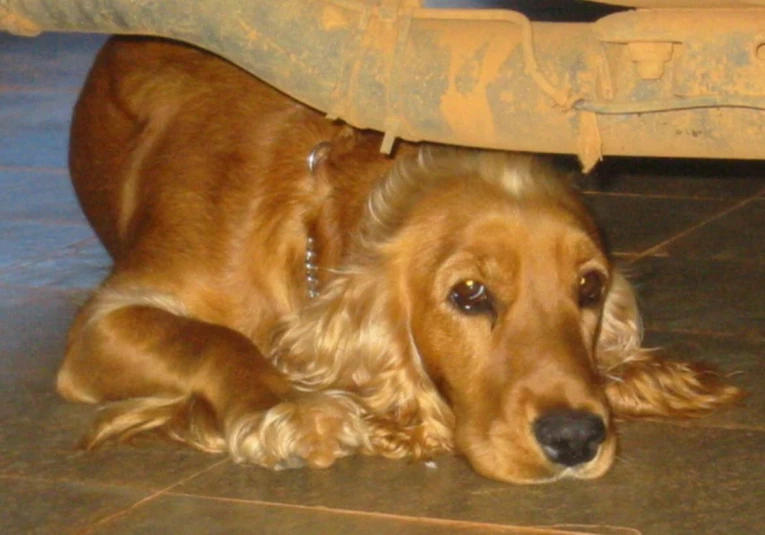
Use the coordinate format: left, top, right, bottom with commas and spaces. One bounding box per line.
596, 271, 743, 419
57, 290, 366, 468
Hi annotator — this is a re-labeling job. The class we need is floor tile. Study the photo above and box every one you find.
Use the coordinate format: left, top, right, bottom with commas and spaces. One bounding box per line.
0, 476, 150, 535
1, 238, 109, 290
0, 32, 106, 89
174, 425, 763, 535
0, 285, 38, 306
91, 493, 571, 535
0, 168, 87, 224
0, 291, 84, 375
623, 257, 765, 339
584, 195, 733, 254
657, 199, 765, 261
0, 91, 77, 167
0, 378, 225, 489
0, 220, 94, 270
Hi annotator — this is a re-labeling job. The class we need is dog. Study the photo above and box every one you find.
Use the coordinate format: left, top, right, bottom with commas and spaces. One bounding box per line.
56, 36, 741, 484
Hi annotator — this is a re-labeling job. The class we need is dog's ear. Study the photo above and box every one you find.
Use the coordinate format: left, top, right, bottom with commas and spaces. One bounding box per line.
273, 267, 454, 459
597, 269, 644, 366
597, 270, 742, 419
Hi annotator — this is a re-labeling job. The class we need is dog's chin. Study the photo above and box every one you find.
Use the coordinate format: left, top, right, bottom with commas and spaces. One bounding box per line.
459, 433, 618, 485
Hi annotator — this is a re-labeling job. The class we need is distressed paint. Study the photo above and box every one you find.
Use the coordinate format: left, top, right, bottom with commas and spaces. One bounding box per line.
437, 20, 521, 146
1, 0, 765, 164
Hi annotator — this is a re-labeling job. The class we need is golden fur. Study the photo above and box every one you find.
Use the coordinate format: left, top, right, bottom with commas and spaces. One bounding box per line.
57, 37, 741, 484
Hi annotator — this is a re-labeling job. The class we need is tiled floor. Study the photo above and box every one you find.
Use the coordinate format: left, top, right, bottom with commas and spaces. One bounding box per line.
1, 32, 763, 535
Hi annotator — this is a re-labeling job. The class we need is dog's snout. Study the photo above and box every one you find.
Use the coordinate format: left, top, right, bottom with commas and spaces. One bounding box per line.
533, 409, 606, 467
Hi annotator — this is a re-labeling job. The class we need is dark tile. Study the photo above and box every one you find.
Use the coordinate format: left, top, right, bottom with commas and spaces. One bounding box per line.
1, 238, 109, 290
582, 157, 765, 199
92, 493, 541, 535
0, 378, 225, 488
176, 456, 468, 516
0, 291, 82, 375
585, 195, 733, 255
658, 199, 765, 261
0, 33, 105, 89
0, 220, 94, 270
0, 285, 37, 306
0, 476, 149, 535
175, 426, 764, 535
0, 91, 76, 167
0, 168, 87, 224
591, 423, 764, 535
624, 257, 765, 338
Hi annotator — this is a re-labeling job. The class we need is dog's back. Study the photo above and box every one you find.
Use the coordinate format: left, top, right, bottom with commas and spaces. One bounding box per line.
71, 37, 326, 260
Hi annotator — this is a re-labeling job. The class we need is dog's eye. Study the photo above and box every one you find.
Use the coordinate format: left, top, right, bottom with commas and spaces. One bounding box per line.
449, 280, 495, 316
578, 271, 606, 308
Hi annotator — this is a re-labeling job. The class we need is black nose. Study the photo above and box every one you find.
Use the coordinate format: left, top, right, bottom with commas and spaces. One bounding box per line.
533, 409, 607, 467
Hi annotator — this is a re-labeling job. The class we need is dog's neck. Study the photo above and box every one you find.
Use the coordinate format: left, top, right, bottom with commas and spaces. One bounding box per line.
305, 142, 331, 299
305, 235, 319, 299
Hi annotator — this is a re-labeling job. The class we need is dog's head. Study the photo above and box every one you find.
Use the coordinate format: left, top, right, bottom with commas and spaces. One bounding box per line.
286, 148, 628, 483
373, 149, 620, 482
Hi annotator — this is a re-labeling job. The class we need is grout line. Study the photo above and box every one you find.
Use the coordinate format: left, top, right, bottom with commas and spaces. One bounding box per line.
644, 326, 764, 342
0, 235, 101, 272
0, 218, 89, 227
0, 84, 81, 93
76, 459, 230, 535
0, 165, 67, 173
621, 419, 765, 433
582, 190, 736, 202
0, 164, 68, 174
0, 285, 93, 305
157, 492, 642, 535
627, 186, 765, 264
0, 217, 89, 226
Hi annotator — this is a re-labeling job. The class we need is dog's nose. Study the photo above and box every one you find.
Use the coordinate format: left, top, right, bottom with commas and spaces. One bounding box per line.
533, 409, 606, 467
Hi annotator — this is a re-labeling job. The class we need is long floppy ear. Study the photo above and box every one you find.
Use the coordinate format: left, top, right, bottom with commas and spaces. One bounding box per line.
272, 266, 454, 459
597, 270, 743, 419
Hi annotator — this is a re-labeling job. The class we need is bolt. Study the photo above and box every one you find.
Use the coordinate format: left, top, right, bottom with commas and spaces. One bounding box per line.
627, 42, 674, 80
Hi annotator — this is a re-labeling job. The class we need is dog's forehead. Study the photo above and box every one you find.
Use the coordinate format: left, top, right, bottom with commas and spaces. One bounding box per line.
464, 213, 605, 283
417, 205, 607, 291
395, 169, 606, 279
458, 202, 598, 252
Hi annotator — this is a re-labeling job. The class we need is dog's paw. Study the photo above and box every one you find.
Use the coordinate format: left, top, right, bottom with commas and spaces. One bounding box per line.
225, 392, 367, 469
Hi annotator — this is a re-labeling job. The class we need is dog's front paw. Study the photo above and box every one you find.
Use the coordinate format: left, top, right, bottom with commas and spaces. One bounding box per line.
225, 392, 367, 469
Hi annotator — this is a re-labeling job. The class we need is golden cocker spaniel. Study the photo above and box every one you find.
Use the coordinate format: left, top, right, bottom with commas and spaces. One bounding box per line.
57, 37, 741, 484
